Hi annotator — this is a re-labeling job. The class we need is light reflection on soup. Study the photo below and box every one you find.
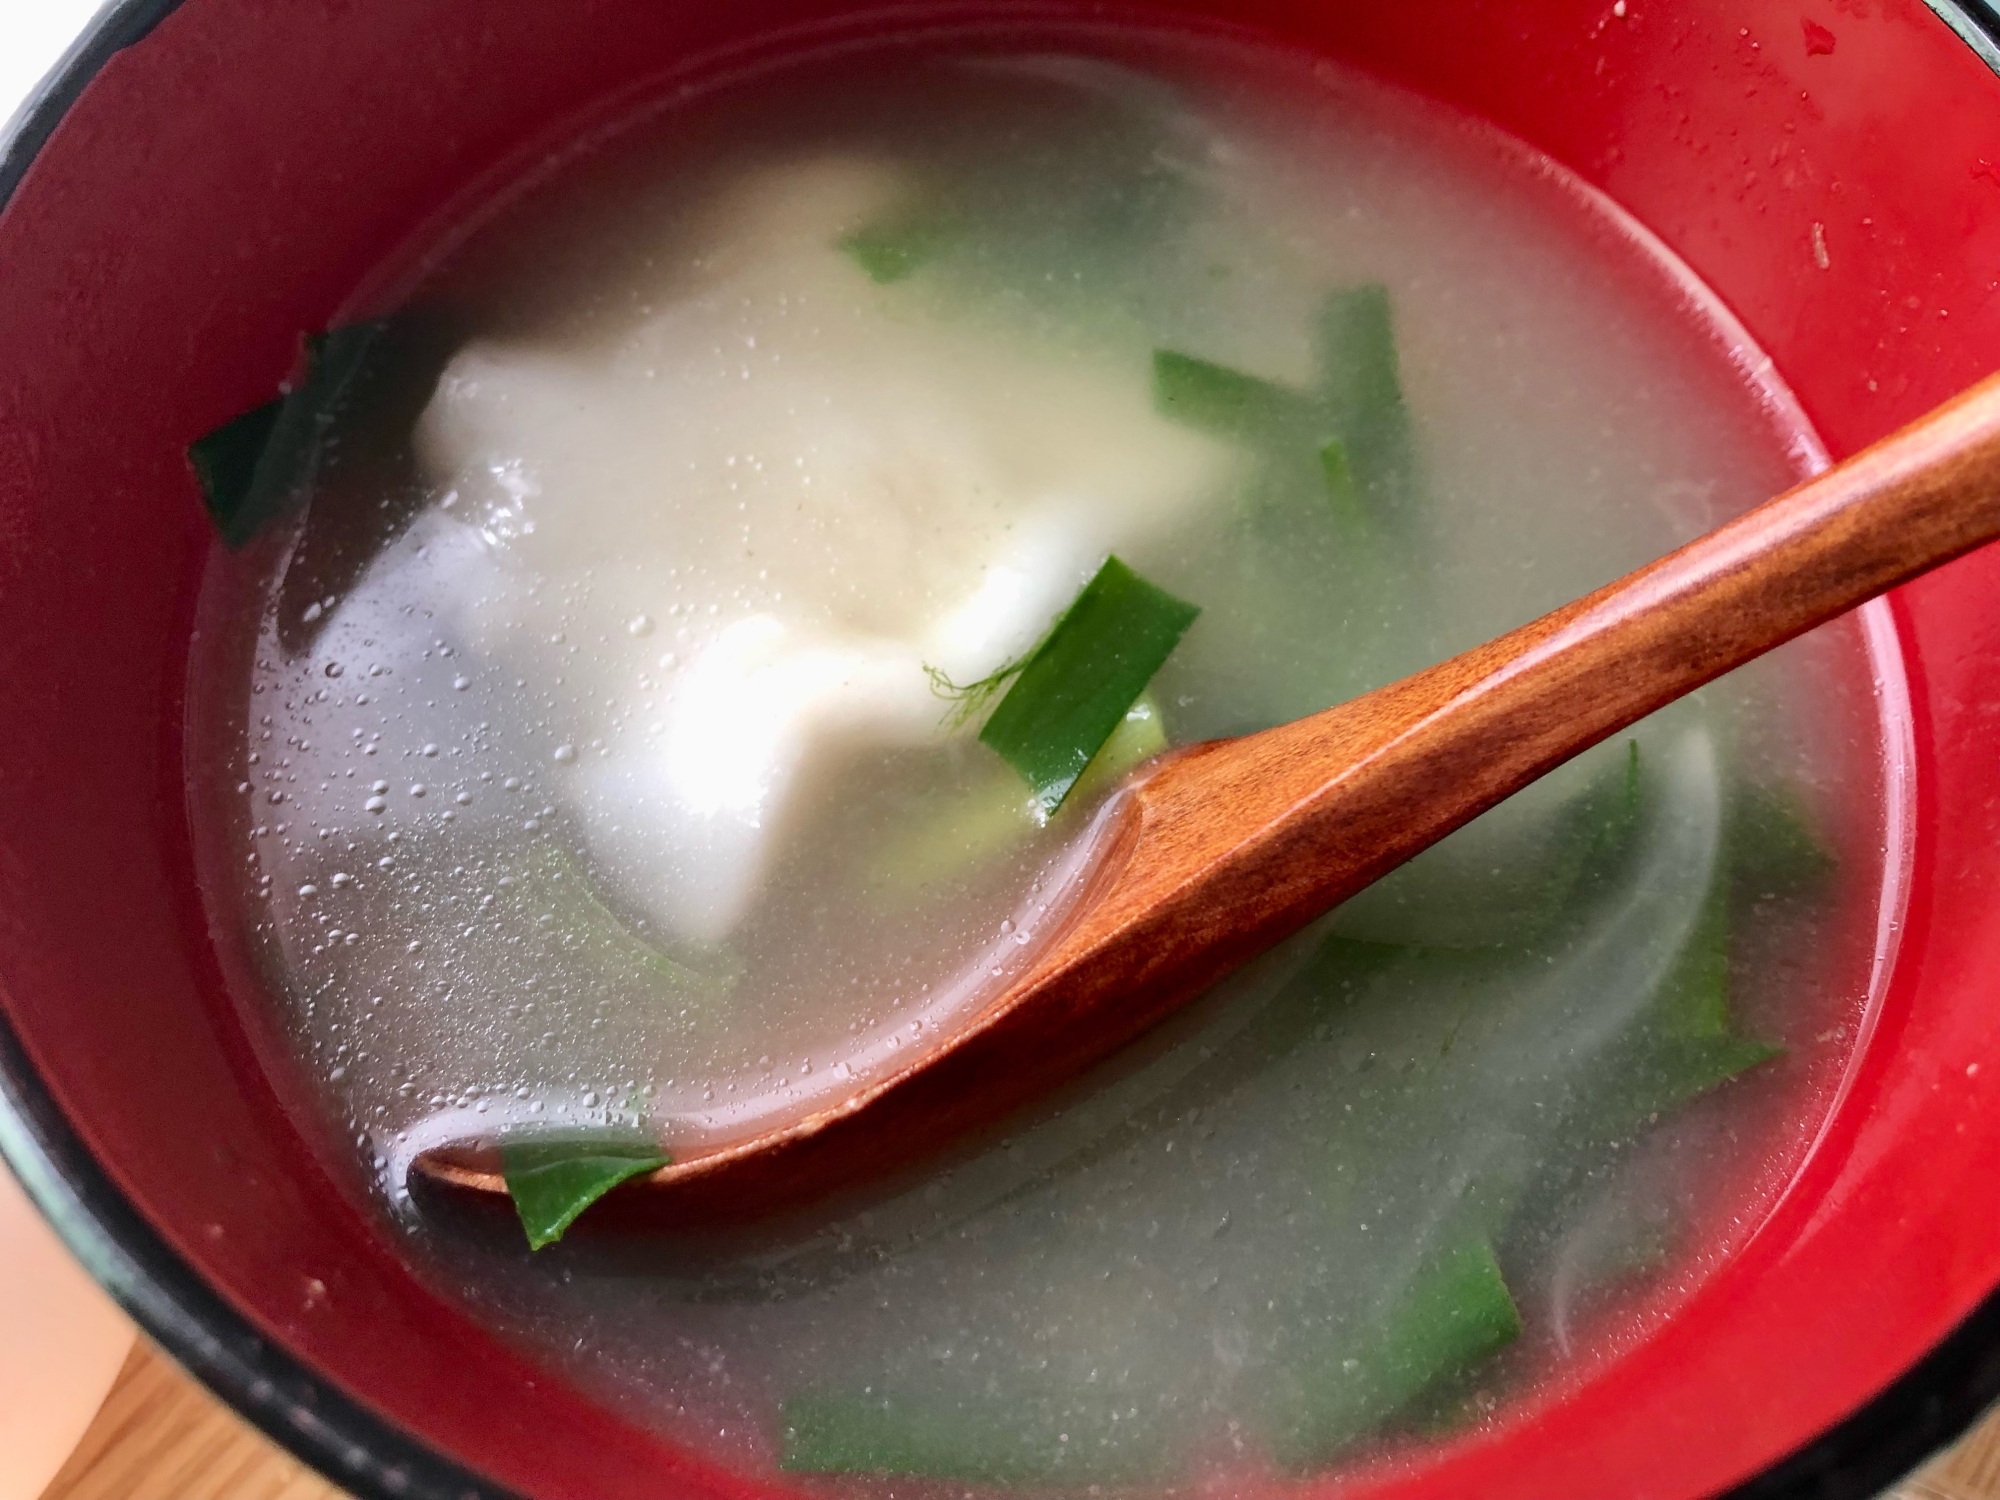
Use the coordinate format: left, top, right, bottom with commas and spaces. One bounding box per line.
187, 25, 1900, 1489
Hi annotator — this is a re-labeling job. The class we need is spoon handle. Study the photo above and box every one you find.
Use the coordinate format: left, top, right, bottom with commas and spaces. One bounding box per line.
758, 369, 2000, 1210
1109, 364, 2000, 955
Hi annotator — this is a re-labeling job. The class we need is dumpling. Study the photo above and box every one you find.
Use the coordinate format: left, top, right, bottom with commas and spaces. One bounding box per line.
410, 155, 1235, 941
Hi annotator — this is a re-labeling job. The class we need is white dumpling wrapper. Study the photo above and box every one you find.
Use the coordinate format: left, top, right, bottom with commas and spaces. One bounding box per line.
411, 155, 1234, 942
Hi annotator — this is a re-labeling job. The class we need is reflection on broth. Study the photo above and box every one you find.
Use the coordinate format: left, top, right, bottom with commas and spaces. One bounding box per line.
187, 27, 1898, 1489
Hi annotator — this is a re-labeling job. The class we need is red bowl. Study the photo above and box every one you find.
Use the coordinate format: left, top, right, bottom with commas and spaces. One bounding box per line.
3, 3, 2000, 1498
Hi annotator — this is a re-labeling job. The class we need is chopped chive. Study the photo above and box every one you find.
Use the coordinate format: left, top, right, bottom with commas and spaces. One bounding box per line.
1619, 779, 1800, 1104
1331, 738, 1646, 950
298, 321, 387, 412
1588, 1028, 1785, 1151
1618, 738, 1643, 822
1634, 1034, 1785, 1118
188, 401, 283, 546
1318, 438, 1363, 533
1151, 349, 1312, 442
1318, 285, 1405, 412
1065, 692, 1169, 807
1729, 781, 1836, 900
779, 1388, 1167, 1484
979, 557, 1200, 814
781, 1392, 1047, 1483
1593, 838, 1785, 1144
187, 320, 388, 548
840, 213, 956, 284
1659, 886, 1732, 1040
1154, 285, 1417, 542
870, 696, 1167, 900
501, 1138, 669, 1250
1274, 1231, 1520, 1468
1568, 738, 1646, 881
1372, 1233, 1521, 1399
1317, 284, 1414, 509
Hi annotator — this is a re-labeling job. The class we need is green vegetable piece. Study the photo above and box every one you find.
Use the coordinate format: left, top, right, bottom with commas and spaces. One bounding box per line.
1155, 285, 1415, 544
1318, 438, 1365, 533
1632, 1034, 1784, 1121
780, 1388, 1165, 1485
1598, 877, 1783, 1141
1505, 737, 1648, 935
1151, 349, 1312, 442
979, 557, 1200, 814
1607, 739, 1644, 846
872, 696, 1168, 899
1658, 885, 1732, 1040
1317, 284, 1414, 509
1238, 933, 1411, 1071
840, 213, 955, 284
292, 321, 386, 420
188, 400, 283, 545
501, 1139, 669, 1251
1588, 774, 1816, 1117
1730, 781, 1836, 900
782, 1392, 1053, 1483
1066, 691, 1168, 806
187, 320, 388, 548
1275, 1232, 1520, 1469
1592, 1030, 1783, 1150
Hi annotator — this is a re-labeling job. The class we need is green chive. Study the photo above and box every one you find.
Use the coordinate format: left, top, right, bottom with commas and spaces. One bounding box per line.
978, 557, 1200, 814
840, 213, 956, 285
1590, 827, 1787, 1145
1274, 1231, 1520, 1468
1151, 349, 1312, 442
1318, 438, 1364, 532
188, 320, 388, 548
188, 401, 284, 546
779, 1386, 1169, 1484
781, 1391, 1050, 1483
1317, 284, 1414, 509
1729, 782, 1837, 900
501, 1138, 669, 1251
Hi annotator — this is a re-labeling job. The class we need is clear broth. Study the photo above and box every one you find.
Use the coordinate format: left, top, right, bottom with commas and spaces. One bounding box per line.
187, 24, 1902, 1492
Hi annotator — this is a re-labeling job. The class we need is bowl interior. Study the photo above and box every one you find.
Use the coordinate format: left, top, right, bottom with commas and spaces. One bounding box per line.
3, 3, 2000, 1499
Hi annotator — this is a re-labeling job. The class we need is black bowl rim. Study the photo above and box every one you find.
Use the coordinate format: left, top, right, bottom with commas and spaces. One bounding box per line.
3, 2, 2000, 1497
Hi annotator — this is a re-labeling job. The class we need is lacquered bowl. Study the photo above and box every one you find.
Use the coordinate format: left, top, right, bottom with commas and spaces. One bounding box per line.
3, 3, 1999, 1498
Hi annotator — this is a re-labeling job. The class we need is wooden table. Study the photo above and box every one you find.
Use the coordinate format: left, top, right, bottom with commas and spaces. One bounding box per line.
39, 1343, 344, 1500
35, 1338, 2000, 1500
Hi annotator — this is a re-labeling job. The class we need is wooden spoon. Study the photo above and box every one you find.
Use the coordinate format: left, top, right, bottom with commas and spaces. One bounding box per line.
417, 371, 2000, 1222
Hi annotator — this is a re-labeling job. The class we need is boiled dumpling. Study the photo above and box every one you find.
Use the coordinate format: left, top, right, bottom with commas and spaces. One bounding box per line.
411, 155, 1235, 940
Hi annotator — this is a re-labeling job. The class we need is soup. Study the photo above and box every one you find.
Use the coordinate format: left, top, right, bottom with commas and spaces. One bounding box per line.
185, 25, 1898, 1490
